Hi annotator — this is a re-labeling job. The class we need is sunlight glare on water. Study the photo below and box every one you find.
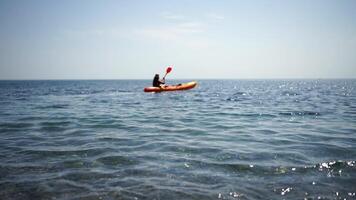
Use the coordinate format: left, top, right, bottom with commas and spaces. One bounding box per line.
0, 79, 355, 199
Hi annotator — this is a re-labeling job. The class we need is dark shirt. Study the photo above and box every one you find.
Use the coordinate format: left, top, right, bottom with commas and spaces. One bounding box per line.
153, 76, 165, 87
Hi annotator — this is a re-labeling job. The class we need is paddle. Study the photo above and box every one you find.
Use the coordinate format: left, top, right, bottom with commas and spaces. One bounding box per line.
163, 66, 172, 79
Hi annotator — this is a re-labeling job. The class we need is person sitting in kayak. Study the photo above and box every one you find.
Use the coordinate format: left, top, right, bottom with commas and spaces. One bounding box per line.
152, 74, 165, 87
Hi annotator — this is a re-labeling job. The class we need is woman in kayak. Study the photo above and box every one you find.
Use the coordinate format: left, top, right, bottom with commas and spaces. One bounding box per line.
152, 74, 165, 87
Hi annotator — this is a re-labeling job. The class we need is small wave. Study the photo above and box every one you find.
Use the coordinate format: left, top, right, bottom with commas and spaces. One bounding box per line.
233, 92, 248, 96
20, 147, 112, 157
281, 91, 300, 96
287, 160, 356, 176
37, 104, 70, 109
121, 168, 163, 178
255, 129, 279, 134
38, 121, 73, 132
60, 160, 90, 169
14, 97, 28, 101
307, 160, 356, 172
344, 110, 356, 115
0, 164, 59, 179
278, 111, 320, 116
0, 122, 34, 129
214, 112, 277, 118
160, 145, 222, 155
88, 123, 135, 129
178, 159, 356, 178
18, 116, 44, 121
226, 92, 250, 102
95, 155, 138, 166
39, 121, 72, 126
59, 171, 114, 181
226, 97, 244, 102
119, 101, 141, 106
115, 89, 131, 93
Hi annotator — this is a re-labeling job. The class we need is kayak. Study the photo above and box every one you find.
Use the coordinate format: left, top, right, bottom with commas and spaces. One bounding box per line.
144, 81, 197, 92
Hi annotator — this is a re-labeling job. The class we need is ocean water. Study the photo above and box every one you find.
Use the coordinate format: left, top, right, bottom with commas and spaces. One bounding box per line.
0, 79, 355, 200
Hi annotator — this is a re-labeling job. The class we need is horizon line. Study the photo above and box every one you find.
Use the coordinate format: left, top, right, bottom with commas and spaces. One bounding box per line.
0, 78, 356, 81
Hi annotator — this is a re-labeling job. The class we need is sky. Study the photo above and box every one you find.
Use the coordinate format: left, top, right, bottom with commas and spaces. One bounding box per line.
0, 0, 356, 79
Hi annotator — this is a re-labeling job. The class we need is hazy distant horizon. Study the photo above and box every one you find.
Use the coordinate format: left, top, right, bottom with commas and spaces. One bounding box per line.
1, 0, 356, 79
1, 77, 355, 81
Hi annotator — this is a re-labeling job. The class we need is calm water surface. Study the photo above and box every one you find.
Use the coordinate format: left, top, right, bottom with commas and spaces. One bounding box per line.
0, 80, 355, 200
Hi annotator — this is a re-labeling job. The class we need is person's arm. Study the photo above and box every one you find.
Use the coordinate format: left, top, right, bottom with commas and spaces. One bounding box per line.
160, 78, 165, 84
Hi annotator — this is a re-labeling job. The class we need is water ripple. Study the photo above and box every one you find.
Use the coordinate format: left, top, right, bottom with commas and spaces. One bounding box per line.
0, 80, 355, 199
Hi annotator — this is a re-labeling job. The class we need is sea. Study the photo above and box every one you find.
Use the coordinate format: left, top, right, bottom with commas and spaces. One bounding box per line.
0, 79, 355, 200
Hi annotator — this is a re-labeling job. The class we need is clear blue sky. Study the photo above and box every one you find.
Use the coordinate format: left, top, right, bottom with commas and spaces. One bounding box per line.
0, 0, 356, 79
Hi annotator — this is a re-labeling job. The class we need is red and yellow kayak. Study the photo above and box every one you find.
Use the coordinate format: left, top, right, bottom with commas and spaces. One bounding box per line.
144, 81, 197, 92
